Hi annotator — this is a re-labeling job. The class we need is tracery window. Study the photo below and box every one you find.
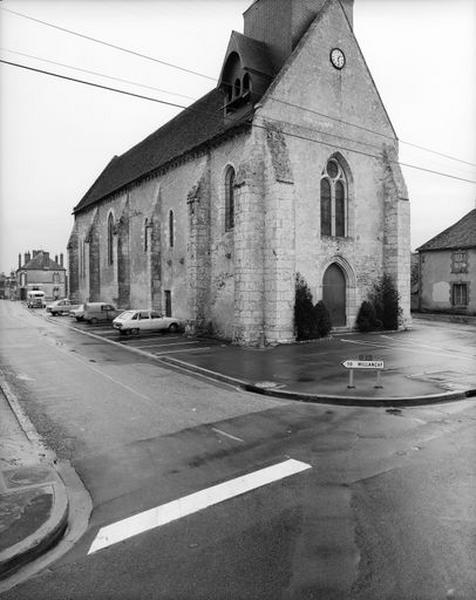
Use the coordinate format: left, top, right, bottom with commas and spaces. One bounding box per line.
320, 158, 348, 237
225, 166, 235, 231
107, 213, 114, 265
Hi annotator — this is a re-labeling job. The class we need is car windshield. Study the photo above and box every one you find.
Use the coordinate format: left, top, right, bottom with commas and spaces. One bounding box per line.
118, 311, 136, 320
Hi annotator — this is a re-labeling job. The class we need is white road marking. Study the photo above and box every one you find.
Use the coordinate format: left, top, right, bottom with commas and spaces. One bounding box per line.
127, 341, 199, 350
211, 427, 245, 443
152, 347, 211, 355
88, 458, 311, 555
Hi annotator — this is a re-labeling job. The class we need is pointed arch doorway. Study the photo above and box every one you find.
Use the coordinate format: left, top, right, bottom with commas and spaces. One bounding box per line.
322, 263, 346, 326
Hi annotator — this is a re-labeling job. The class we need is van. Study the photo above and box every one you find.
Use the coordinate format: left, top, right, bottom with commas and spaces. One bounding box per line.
27, 290, 46, 308
83, 302, 121, 324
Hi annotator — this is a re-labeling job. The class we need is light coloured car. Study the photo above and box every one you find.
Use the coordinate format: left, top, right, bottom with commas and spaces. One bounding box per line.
46, 299, 80, 316
112, 310, 181, 335
70, 304, 86, 321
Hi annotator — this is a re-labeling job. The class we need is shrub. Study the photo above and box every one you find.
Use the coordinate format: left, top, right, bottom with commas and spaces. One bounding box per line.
294, 273, 316, 340
314, 300, 332, 337
356, 300, 379, 332
369, 273, 402, 330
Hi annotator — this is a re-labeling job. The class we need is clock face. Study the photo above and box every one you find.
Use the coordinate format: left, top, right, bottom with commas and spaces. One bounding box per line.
330, 48, 345, 69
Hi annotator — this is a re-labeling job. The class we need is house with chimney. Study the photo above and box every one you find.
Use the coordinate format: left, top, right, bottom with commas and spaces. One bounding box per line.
16, 250, 67, 301
68, 0, 410, 346
416, 209, 476, 315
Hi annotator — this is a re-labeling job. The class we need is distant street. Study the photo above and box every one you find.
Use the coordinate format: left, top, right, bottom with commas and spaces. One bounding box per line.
1, 300, 475, 599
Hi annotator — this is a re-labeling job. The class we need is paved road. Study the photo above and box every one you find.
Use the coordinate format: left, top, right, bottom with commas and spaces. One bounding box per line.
1, 301, 475, 599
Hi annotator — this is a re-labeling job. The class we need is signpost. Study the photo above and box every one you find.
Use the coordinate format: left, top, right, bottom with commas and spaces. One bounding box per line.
341, 356, 384, 389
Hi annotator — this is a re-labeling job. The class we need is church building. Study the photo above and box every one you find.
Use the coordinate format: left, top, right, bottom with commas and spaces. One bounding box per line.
68, 0, 410, 346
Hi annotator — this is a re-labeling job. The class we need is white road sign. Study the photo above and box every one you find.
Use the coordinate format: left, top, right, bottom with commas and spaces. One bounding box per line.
342, 360, 384, 369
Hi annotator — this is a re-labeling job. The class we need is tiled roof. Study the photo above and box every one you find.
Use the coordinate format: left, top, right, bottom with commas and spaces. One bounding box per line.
417, 209, 476, 251
22, 253, 64, 271
73, 88, 254, 214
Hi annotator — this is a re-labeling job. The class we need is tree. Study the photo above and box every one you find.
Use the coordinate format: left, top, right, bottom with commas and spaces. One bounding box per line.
314, 300, 332, 337
294, 273, 316, 340
356, 300, 380, 332
370, 273, 402, 330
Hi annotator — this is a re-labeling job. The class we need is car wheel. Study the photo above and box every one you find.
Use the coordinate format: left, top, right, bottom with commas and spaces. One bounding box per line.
131, 328, 140, 336
90, 317, 98, 325
168, 323, 179, 333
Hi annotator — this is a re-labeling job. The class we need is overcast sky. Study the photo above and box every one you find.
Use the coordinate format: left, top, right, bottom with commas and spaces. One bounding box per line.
1, 0, 475, 274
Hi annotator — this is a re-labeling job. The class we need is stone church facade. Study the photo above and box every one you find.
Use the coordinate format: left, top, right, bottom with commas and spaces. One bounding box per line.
68, 0, 410, 346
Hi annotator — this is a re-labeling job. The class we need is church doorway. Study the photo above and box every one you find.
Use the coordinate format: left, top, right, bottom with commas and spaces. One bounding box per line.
322, 263, 346, 326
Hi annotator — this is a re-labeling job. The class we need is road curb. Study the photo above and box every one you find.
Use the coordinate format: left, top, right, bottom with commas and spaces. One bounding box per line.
0, 481, 69, 580
43, 313, 476, 407
158, 356, 476, 407
0, 374, 71, 584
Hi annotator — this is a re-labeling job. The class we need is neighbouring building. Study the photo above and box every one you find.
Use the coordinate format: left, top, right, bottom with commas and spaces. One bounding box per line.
416, 209, 476, 315
68, 0, 410, 346
16, 250, 67, 301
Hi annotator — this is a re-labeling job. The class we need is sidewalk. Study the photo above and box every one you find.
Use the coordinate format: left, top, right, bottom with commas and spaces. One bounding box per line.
157, 327, 476, 406
0, 376, 68, 582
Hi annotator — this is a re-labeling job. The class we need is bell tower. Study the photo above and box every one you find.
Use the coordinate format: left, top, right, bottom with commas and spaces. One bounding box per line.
243, 0, 354, 71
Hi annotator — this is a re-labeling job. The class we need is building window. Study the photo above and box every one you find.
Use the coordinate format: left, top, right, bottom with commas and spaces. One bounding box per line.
243, 73, 251, 93
107, 213, 114, 265
20, 272, 26, 287
225, 166, 235, 231
234, 78, 241, 97
451, 250, 468, 273
452, 283, 468, 306
53, 272, 60, 284
320, 158, 348, 237
168, 210, 174, 248
164, 290, 172, 317
144, 218, 149, 252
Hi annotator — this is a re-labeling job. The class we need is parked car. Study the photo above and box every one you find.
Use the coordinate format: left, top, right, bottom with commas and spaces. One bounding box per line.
70, 304, 86, 321
27, 290, 46, 308
46, 299, 80, 316
83, 302, 121, 324
112, 310, 182, 335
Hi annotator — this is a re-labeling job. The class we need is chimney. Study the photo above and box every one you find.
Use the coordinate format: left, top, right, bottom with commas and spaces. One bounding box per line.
18, 254, 21, 269
243, 0, 353, 70
55, 254, 58, 265
60, 253, 64, 267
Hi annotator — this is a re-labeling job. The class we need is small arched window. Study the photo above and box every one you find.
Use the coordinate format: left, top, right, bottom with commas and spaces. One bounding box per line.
234, 78, 241, 97
243, 73, 251, 93
107, 213, 114, 265
144, 218, 149, 252
320, 158, 348, 238
168, 210, 174, 248
225, 167, 235, 231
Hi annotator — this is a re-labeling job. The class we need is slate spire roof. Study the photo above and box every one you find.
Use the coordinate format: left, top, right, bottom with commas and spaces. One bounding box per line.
417, 209, 476, 252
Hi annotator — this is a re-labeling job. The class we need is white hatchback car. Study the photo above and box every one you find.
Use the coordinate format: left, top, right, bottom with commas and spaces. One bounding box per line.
112, 310, 182, 335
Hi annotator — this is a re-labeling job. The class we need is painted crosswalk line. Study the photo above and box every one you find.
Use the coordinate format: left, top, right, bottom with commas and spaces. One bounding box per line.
88, 458, 311, 555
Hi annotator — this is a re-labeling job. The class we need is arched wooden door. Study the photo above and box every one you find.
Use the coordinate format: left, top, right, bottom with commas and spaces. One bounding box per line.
322, 264, 346, 326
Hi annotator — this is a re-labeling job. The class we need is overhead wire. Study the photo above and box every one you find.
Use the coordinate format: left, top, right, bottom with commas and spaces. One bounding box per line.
2, 4, 475, 169
0, 48, 197, 101
1, 57, 475, 186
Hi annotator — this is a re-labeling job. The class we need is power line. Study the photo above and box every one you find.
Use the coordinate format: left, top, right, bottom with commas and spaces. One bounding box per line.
1, 57, 475, 186
0, 6, 215, 81
0, 48, 197, 101
0, 58, 188, 110
3, 5, 475, 169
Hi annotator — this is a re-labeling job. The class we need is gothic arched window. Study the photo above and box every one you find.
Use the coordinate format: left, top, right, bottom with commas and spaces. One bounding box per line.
168, 210, 174, 248
225, 166, 235, 231
107, 213, 114, 265
320, 158, 348, 238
